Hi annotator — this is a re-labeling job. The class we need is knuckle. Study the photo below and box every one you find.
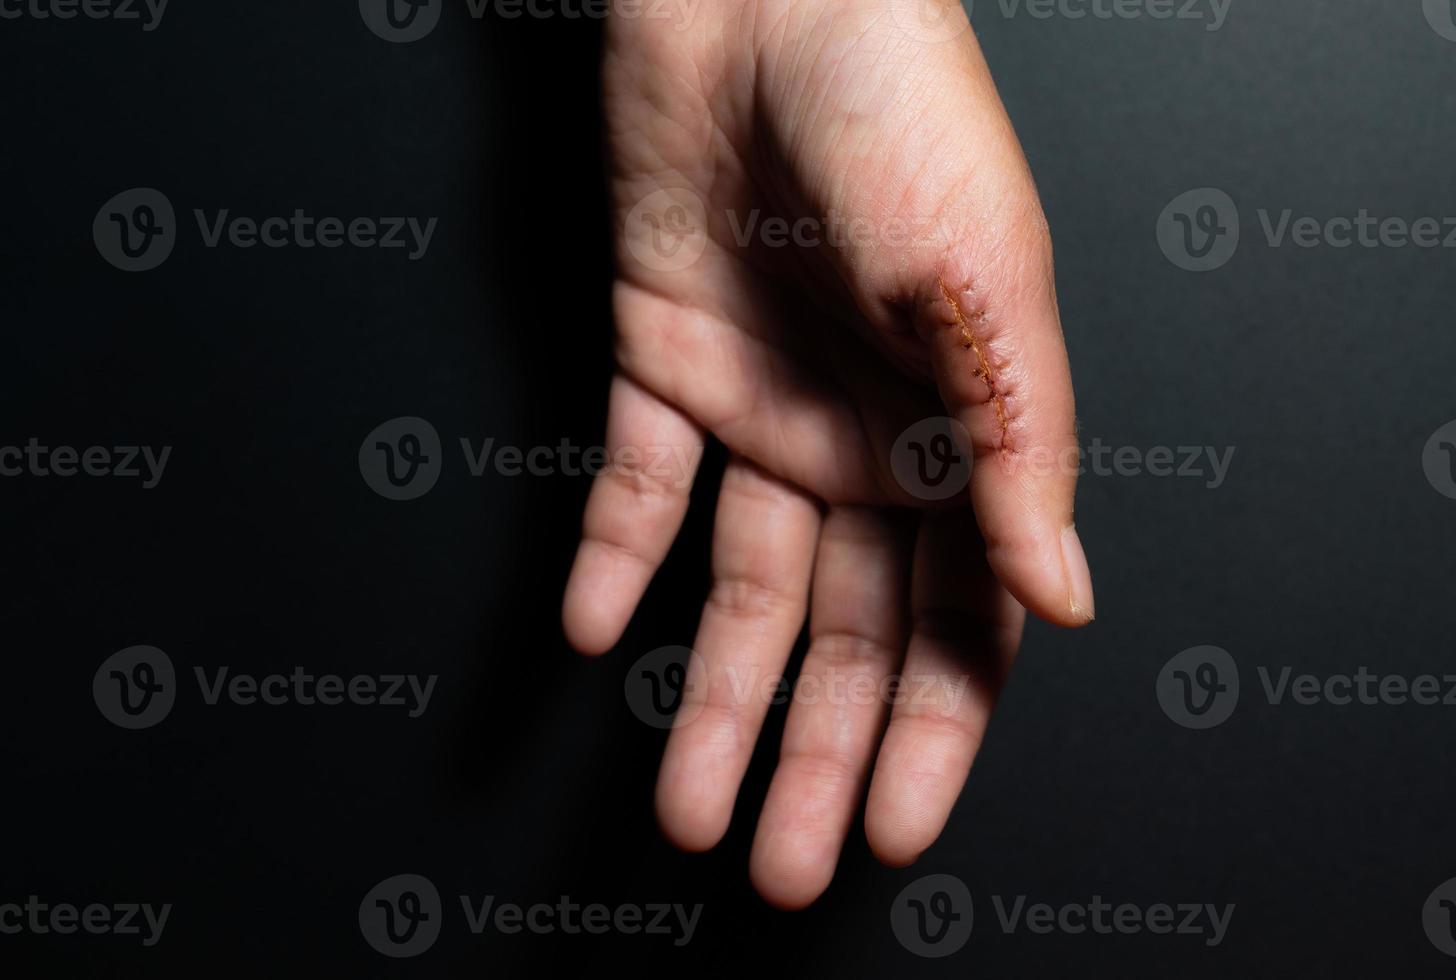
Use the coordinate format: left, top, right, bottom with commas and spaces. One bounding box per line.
706, 575, 793, 621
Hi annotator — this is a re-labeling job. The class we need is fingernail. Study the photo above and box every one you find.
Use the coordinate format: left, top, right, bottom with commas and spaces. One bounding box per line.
1060, 525, 1095, 622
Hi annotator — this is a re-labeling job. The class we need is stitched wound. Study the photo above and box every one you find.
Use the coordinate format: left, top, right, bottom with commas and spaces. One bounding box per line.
937, 277, 1009, 448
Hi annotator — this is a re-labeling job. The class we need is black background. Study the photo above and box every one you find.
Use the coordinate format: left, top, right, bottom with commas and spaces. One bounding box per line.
4, 0, 1456, 976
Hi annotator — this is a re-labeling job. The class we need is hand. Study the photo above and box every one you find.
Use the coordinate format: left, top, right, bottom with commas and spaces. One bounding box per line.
563, 0, 1094, 909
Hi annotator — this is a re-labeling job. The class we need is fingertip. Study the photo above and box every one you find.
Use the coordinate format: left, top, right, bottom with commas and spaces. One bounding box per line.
749, 870, 829, 912
864, 792, 930, 869
562, 574, 620, 658
654, 767, 732, 853
562, 615, 615, 657
751, 850, 832, 908
1060, 524, 1095, 624
749, 824, 836, 911
655, 800, 729, 855
979, 519, 1094, 629
865, 828, 923, 869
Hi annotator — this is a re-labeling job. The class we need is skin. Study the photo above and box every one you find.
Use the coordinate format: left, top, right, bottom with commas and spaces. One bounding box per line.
562, 0, 1095, 909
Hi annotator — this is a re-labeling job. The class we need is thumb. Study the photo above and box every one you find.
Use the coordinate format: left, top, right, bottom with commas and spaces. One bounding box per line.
737, 0, 1094, 623
790, 6, 1095, 625
911, 231, 1094, 628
